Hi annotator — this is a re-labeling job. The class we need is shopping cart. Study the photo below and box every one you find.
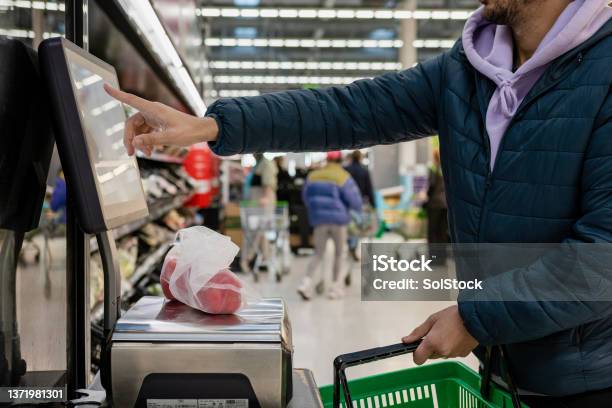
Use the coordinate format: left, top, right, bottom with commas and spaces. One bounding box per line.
19, 210, 63, 267
320, 342, 526, 408
239, 200, 291, 282
344, 205, 379, 286
348, 205, 379, 240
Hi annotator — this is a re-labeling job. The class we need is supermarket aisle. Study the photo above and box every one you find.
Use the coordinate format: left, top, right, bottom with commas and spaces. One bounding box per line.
253, 246, 479, 386
16, 235, 67, 373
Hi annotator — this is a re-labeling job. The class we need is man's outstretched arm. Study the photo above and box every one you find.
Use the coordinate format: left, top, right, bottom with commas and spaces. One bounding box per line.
206, 55, 444, 156
105, 53, 446, 157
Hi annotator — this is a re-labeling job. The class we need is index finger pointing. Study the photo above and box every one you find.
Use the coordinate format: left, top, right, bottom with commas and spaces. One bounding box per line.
104, 84, 156, 113
124, 112, 144, 156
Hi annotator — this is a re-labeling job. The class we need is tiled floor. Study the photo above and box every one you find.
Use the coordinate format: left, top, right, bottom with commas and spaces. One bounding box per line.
15, 234, 67, 372
253, 243, 478, 387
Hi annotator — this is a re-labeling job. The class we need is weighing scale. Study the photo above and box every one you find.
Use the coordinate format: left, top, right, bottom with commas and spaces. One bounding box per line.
39, 37, 322, 408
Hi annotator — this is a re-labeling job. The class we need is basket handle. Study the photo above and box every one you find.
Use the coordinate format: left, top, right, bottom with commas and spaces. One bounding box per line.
332, 342, 421, 408
333, 342, 523, 408
480, 345, 522, 408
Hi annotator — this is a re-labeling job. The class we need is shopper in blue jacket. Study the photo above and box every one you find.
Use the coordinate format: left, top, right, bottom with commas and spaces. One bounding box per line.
299, 151, 362, 300
106, 0, 612, 404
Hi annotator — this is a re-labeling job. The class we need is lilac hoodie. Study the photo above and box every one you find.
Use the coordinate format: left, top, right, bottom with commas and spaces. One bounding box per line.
462, 0, 612, 170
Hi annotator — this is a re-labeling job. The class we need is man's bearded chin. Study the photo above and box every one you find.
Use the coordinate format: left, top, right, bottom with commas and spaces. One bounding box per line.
482, 6, 515, 25
482, 9, 508, 25
481, 0, 526, 25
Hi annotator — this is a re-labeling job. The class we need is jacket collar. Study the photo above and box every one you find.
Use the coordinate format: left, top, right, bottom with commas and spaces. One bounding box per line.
464, 17, 612, 118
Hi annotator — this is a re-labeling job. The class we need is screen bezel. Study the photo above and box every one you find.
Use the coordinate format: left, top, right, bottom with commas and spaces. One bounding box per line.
59, 39, 149, 230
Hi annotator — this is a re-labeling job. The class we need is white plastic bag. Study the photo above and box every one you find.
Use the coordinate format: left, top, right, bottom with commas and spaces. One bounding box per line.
160, 226, 257, 314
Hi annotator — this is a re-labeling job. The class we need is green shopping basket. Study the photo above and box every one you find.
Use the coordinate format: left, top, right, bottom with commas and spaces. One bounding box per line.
320, 342, 527, 408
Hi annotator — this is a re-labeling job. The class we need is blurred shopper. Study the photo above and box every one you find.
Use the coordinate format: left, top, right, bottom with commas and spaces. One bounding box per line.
49, 170, 67, 224
243, 154, 278, 272
344, 150, 376, 262
273, 156, 293, 205
345, 151, 376, 208
248, 153, 278, 206
108, 1, 612, 402
274, 156, 292, 194
424, 149, 449, 265
298, 152, 362, 300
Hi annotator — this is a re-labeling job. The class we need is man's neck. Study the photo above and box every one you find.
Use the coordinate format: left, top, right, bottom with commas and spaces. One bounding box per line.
511, 0, 571, 67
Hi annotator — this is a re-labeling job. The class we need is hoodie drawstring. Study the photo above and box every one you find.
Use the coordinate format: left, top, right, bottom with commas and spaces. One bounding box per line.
496, 74, 519, 117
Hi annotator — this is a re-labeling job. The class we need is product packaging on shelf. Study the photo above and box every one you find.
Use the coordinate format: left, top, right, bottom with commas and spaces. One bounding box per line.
160, 226, 258, 314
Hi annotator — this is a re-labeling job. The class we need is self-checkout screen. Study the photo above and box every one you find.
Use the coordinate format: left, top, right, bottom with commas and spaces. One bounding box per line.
40, 38, 148, 233
64, 46, 148, 227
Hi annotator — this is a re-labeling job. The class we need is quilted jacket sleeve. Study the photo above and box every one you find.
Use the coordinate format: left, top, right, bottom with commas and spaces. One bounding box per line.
459, 90, 612, 345
206, 55, 444, 156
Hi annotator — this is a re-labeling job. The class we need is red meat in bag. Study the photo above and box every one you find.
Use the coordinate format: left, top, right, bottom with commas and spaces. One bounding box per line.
195, 269, 243, 314
160, 257, 192, 301
160, 257, 177, 300
161, 257, 243, 314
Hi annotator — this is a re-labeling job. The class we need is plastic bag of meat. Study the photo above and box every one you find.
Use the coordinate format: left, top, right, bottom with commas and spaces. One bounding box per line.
160, 226, 257, 314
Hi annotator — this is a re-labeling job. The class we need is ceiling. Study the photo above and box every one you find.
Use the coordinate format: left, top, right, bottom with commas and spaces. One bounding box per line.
198, 0, 479, 98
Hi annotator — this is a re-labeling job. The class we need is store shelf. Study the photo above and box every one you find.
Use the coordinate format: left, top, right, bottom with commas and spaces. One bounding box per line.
125, 242, 172, 298
129, 242, 171, 286
91, 241, 172, 323
90, 194, 187, 252
93, 0, 207, 116
136, 151, 185, 164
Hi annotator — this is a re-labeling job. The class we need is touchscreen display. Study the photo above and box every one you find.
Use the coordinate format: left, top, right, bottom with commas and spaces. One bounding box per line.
65, 48, 148, 224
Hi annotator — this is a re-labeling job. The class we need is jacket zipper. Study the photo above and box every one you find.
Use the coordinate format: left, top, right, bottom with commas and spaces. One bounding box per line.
475, 72, 495, 241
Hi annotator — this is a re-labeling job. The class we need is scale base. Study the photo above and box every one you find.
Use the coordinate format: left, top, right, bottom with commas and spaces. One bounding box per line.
72, 369, 323, 408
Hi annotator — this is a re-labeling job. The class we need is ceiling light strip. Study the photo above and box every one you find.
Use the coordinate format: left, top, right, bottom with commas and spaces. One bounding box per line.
412, 39, 457, 48
0, 0, 65, 11
0, 28, 63, 38
206, 90, 262, 98
205, 38, 403, 48
207, 61, 403, 71
205, 38, 454, 49
197, 7, 473, 20
0, 28, 34, 38
213, 75, 368, 85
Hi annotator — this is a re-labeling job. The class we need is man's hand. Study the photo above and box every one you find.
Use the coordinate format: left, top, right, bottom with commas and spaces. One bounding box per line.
104, 84, 219, 156
402, 305, 478, 365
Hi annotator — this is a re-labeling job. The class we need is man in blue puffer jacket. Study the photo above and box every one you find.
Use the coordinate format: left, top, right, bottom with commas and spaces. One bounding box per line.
299, 151, 362, 300
106, 0, 612, 404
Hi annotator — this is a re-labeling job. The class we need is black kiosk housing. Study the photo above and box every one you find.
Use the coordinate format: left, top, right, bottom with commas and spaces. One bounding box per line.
0, 37, 55, 388
0, 38, 55, 233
